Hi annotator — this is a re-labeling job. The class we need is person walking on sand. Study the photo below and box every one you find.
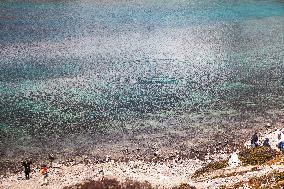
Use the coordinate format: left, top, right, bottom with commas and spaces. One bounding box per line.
22, 159, 32, 180
40, 164, 48, 186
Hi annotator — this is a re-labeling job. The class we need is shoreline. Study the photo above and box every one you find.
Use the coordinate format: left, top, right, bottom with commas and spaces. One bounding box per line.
1, 144, 284, 189
1, 111, 284, 188
1, 108, 273, 173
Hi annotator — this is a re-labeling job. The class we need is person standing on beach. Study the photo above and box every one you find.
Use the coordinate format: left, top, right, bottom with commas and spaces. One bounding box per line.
263, 138, 270, 148
48, 154, 55, 168
277, 130, 284, 151
251, 133, 259, 148
228, 150, 241, 168
40, 164, 48, 186
22, 159, 32, 180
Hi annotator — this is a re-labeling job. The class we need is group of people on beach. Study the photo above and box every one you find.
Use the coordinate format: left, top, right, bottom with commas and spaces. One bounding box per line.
250, 132, 269, 148
21, 154, 54, 186
250, 130, 284, 151
229, 130, 284, 168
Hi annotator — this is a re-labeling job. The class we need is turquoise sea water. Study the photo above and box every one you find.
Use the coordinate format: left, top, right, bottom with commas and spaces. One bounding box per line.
0, 0, 283, 155
1, 0, 284, 43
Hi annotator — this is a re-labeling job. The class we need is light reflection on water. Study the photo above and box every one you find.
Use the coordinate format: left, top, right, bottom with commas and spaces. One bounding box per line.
0, 0, 283, 148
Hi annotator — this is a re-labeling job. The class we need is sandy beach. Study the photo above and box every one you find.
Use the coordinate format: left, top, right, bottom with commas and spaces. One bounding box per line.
3, 125, 284, 189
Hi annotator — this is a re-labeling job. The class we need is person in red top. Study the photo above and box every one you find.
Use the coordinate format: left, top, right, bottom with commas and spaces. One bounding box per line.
39, 164, 48, 186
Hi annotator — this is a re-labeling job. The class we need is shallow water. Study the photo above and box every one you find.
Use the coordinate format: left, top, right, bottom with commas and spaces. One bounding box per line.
0, 0, 283, 157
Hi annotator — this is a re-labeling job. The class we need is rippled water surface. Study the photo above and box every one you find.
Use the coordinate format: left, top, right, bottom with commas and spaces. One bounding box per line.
0, 0, 283, 156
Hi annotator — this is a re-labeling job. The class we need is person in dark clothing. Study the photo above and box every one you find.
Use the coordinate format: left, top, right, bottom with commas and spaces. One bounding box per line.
263, 138, 270, 147
48, 154, 55, 168
22, 159, 32, 180
251, 133, 259, 148
278, 141, 284, 151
